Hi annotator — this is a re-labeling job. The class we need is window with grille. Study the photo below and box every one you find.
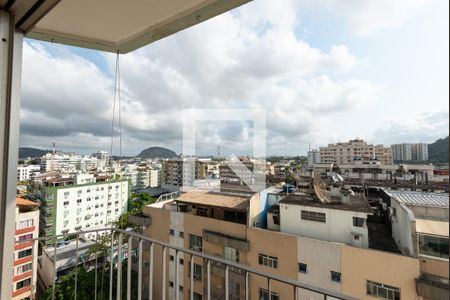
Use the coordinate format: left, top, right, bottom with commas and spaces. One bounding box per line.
367, 280, 400, 300
16, 278, 31, 289
301, 210, 326, 223
258, 254, 278, 268
259, 289, 279, 300
17, 263, 33, 274
189, 234, 202, 252
17, 219, 33, 229
18, 249, 32, 259
224, 246, 240, 263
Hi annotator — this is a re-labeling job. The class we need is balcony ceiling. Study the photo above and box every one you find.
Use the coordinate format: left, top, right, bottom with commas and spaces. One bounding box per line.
1, 0, 252, 53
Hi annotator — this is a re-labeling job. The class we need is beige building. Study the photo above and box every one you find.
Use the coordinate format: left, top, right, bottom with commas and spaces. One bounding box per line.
13, 198, 40, 300
137, 187, 446, 300
161, 157, 207, 191
320, 139, 393, 165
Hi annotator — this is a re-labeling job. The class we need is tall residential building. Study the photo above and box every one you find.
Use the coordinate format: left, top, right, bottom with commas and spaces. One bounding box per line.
307, 149, 321, 167
137, 187, 448, 300
17, 165, 41, 181
320, 139, 393, 165
161, 157, 206, 191
13, 198, 39, 300
392, 143, 428, 162
32, 173, 128, 243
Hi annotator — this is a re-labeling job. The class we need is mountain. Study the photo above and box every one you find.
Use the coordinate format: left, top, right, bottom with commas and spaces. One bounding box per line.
137, 147, 176, 159
428, 137, 449, 163
19, 147, 49, 159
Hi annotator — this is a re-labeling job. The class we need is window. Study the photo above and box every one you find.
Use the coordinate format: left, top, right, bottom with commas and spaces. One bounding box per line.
64, 210, 69, 218
298, 263, 307, 273
330, 271, 341, 283
224, 246, 240, 263
18, 249, 32, 259
179, 231, 184, 238
259, 289, 279, 300
170, 255, 174, 261
353, 217, 365, 227
367, 280, 400, 300
17, 219, 33, 229
169, 229, 175, 236
301, 210, 326, 223
272, 214, 279, 225
18, 234, 33, 241
189, 263, 202, 280
179, 258, 184, 265
16, 278, 31, 289
169, 281, 174, 288
418, 234, 449, 259
179, 286, 184, 292
354, 235, 360, 240
258, 254, 278, 268
189, 234, 202, 252
193, 292, 202, 300
17, 263, 33, 274
63, 201, 69, 206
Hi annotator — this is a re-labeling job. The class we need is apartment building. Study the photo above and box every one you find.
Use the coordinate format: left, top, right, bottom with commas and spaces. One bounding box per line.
392, 143, 429, 162
32, 173, 128, 244
13, 198, 39, 300
320, 139, 393, 165
161, 157, 206, 191
380, 190, 449, 299
17, 165, 41, 181
138, 188, 436, 300
307, 149, 321, 167
219, 159, 266, 186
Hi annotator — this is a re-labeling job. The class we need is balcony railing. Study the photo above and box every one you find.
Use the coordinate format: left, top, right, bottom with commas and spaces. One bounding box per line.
14, 227, 357, 300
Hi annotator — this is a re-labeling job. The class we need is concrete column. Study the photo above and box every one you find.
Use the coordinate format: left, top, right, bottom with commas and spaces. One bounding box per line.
0, 10, 23, 298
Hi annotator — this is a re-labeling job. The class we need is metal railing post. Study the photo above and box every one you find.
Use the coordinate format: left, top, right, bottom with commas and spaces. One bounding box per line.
149, 243, 154, 300
245, 271, 249, 300
127, 235, 132, 300
52, 238, 57, 300
94, 232, 98, 300
162, 246, 166, 300
190, 255, 194, 300
225, 265, 229, 300
174, 250, 178, 300
109, 230, 114, 300
207, 260, 211, 300
75, 235, 79, 300
267, 277, 271, 300
137, 239, 143, 300
117, 233, 123, 300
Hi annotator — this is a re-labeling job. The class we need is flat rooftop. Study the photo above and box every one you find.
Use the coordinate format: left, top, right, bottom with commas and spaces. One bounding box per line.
279, 191, 372, 213
384, 190, 449, 208
175, 191, 250, 211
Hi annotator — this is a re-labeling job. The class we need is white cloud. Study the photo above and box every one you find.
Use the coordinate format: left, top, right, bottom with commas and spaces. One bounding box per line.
20, 0, 382, 156
372, 111, 449, 145
305, 0, 432, 36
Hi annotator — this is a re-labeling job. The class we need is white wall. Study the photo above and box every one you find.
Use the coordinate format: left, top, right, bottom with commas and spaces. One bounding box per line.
54, 180, 128, 239
391, 199, 415, 256
296, 236, 342, 299
280, 204, 369, 247
169, 211, 184, 299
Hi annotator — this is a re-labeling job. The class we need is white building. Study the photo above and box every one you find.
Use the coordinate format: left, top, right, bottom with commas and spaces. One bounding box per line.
392, 143, 429, 161
17, 165, 41, 181
34, 174, 128, 243
307, 149, 321, 167
273, 190, 372, 248
381, 190, 449, 258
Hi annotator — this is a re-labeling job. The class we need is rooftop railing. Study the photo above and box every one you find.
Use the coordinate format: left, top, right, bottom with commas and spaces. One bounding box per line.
14, 227, 358, 300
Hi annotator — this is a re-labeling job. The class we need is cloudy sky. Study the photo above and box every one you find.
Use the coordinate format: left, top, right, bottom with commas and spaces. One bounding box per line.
20, 0, 449, 157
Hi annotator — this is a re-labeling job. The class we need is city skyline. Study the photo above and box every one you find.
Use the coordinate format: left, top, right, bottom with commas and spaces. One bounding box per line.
19, 0, 449, 156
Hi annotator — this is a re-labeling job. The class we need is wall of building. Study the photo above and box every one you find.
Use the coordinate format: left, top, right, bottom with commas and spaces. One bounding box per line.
280, 204, 369, 248
13, 208, 39, 299
391, 199, 416, 256
341, 246, 421, 299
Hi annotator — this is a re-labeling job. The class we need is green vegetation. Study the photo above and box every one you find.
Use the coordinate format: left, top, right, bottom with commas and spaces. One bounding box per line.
112, 192, 156, 229
429, 136, 449, 164
18, 147, 49, 159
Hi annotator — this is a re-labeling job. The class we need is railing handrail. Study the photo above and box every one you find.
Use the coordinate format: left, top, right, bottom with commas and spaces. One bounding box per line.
16, 227, 357, 300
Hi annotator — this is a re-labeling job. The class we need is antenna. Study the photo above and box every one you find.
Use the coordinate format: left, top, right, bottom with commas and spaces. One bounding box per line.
218, 145, 220, 158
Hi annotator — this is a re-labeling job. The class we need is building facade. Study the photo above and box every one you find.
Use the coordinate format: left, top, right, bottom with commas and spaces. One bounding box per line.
161, 157, 206, 191
320, 139, 393, 165
307, 149, 321, 167
137, 189, 439, 300
392, 143, 429, 162
32, 174, 128, 243
13, 198, 39, 300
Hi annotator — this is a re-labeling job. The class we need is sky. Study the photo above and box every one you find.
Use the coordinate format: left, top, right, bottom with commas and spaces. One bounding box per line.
19, 0, 449, 157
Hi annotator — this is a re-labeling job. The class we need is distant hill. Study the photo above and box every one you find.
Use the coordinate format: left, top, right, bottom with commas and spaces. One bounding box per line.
137, 147, 176, 159
428, 137, 449, 163
19, 147, 49, 159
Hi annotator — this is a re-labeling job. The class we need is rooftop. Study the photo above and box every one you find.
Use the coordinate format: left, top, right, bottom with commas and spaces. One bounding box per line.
384, 190, 449, 208
279, 191, 372, 213
16, 197, 40, 207
175, 191, 250, 211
